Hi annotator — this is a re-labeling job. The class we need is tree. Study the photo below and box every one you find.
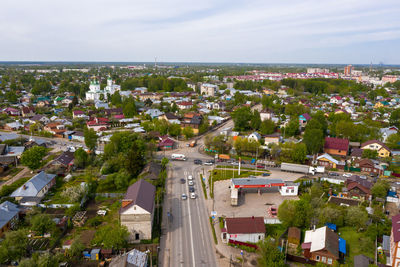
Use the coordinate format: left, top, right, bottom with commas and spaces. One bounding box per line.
277, 200, 296, 227
168, 123, 181, 137
362, 149, 378, 159
122, 96, 137, 118
69, 237, 85, 258
110, 91, 122, 106
161, 157, 169, 169
21, 146, 47, 170
31, 214, 56, 235
0, 229, 29, 262
390, 109, 400, 128
345, 206, 368, 231
386, 133, 400, 149
84, 127, 98, 152
257, 239, 287, 267
91, 225, 129, 249
183, 126, 194, 139
282, 119, 299, 137
303, 128, 324, 154
259, 119, 276, 135
125, 140, 146, 177
74, 147, 89, 168
371, 180, 390, 198
250, 110, 261, 130
231, 106, 253, 131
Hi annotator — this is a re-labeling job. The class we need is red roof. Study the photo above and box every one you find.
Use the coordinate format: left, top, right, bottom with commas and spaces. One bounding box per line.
73, 110, 84, 115
225, 217, 265, 234
158, 137, 174, 147
324, 137, 349, 151
392, 214, 400, 242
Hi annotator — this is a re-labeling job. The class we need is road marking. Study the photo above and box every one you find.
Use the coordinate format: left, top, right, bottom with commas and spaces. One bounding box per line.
195, 171, 207, 265
186, 171, 196, 267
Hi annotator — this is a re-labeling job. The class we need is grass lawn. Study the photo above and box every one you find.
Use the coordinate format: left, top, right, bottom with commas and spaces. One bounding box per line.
43, 175, 87, 204
0, 167, 24, 181
338, 226, 375, 266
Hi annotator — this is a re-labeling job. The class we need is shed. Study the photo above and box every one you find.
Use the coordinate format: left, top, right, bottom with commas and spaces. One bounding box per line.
83, 250, 91, 259
353, 254, 373, 267
101, 248, 112, 259
288, 227, 301, 245
91, 248, 101, 260
339, 237, 346, 254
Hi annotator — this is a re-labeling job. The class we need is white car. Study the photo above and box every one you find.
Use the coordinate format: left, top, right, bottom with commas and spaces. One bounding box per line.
343, 173, 352, 177
181, 194, 187, 200
203, 161, 213, 166
190, 193, 196, 199
188, 180, 194, 186
188, 175, 193, 180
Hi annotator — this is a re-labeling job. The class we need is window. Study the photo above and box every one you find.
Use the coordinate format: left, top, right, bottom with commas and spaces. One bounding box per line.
322, 256, 326, 263
258, 235, 261, 240
327, 258, 333, 264
135, 233, 140, 240
316, 255, 320, 261
291, 189, 294, 193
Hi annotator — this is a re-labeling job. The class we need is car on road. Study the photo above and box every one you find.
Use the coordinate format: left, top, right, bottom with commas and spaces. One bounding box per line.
343, 173, 352, 177
262, 173, 270, 176
180, 178, 186, 184
328, 172, 339, 176
189, 186, 195, 193
359, 175, 367, 179
188, 175, 193, 180
194, 159, 202, 165
203, 160, 213, 166
181, 194, 187, 200
256, 165, 265, 169
190, 193, 196, 199
269, 206, 277, 216
188, 180, 194, 186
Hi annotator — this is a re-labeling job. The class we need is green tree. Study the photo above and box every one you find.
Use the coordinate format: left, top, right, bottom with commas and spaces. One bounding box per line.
91, 225, 129, 249
345, 206, 368, 231
231, 106, 253, 131
161, 157, 169, 169
277, 200, 296, 227
250, 110, 261, 130
69, 237, 85, 259
303, 128, 324, 154
257, 239, 287, 267
362, 149, 378, 159
386, 133, 400, 149
168, 123, 181, 137
183, 126, 194, 139
74, 147, 89, 168
5, 90, 18, 103
122, 96, 137, 118
371, 180, 390, 198
282, 119, 299, 137
84, 127, 98, 152
0, 229, 29, 262
259, 119, 276, 135
31, 214, 56, 235
21, 146, 47, 170
390, 109, 400, 127
110, 91, 122, 106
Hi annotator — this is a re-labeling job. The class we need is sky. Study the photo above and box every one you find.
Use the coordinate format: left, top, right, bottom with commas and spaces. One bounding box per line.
1, 0, 400, 64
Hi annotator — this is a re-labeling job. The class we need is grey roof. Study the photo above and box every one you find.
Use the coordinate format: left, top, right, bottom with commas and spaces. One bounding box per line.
54, 151, 74, 166
11, 171, 56, 198
353, 255, 372, 267
0, 201, 20, 229
7, 146, 25, 156
126, 249, 147, 267
0, 133, 19, 142
120, 179, 155, 214
382, 235, 390, 251
231, 178, 284, 186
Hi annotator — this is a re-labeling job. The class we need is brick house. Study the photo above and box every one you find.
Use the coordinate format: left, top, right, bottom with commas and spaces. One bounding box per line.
353, 158, 384, 175
302, 226, 339, 265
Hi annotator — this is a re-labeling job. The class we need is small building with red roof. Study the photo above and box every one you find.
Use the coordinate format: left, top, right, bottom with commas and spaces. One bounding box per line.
221, 217, 265, 244
324, 137, 349, 157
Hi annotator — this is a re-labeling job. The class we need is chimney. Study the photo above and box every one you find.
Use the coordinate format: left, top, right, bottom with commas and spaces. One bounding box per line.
313, 225, 316, 231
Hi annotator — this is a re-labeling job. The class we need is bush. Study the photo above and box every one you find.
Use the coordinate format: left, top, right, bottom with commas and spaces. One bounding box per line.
209, 217, 218, 244
0, 177, 30, 197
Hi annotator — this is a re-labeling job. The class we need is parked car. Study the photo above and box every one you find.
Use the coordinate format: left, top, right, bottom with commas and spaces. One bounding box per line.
189, 186, 195, 193
269, 206, 277, 216
359, 175, 367, 179
257, 165, 265, 169
342, 173, 352, 177
194, 159, 202, 165
180, 178, 186, 184
328, 172, 339, 176
181, 194, 187, 200
262, 173, 270, 176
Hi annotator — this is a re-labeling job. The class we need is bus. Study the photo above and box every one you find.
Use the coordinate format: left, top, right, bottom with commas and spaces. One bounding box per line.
171, 154, 186, 161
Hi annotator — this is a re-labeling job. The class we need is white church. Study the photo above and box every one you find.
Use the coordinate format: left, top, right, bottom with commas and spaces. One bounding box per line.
85, 76, 121, 101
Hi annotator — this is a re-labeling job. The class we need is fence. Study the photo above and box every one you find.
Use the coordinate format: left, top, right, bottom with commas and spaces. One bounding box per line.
392, 173, 400, 178
228, 239, 258, 249
95, 193, 125, 198
286, 254, 317, 265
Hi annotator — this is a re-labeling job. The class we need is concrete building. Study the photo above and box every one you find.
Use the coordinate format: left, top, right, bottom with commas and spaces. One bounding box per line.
221, 217, 265, 243
120, 179, 156, 242
200, 83, 218, 97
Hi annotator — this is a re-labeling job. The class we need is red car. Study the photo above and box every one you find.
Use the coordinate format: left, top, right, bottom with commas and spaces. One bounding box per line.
256, 165, 265, 169
269, 206, 277, 216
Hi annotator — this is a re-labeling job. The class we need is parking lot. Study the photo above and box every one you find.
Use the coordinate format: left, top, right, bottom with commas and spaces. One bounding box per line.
213, 170, 302, 219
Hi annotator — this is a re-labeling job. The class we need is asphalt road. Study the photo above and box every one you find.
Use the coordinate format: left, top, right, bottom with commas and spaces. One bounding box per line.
160, 146, 218, 267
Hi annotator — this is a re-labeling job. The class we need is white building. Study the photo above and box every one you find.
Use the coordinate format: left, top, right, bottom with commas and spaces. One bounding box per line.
221, 217, 265, 244
85, 77, 120, 101
200, 83, 218, 97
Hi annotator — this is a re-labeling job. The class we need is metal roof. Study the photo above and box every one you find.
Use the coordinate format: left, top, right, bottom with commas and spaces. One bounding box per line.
232, 178, 284, 186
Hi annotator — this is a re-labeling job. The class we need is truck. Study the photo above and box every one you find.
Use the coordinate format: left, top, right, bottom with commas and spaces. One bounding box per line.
189, 140, 197, 147
280, 163, 325, 175
171, 154, 186, 161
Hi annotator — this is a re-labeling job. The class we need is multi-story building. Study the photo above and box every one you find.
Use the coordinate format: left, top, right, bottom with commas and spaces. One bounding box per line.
344, 65, 353, 76
200, 83, 218, 97
85, 77, 120, 101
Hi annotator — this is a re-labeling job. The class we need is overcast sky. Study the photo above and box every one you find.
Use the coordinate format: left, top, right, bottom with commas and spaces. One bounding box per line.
1, 0, 400, 64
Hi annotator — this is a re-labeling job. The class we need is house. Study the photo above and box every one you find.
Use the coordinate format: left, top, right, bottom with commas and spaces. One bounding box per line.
30, 114, 50, 124
72, 110, 86, 119
212, 102, 225, 110
109, 248, 148, 267
360, 140, 391, 158
158, 136, 175, 150
52, 151, 74, 170
86, 117, 109, 132
0, 201, 21, 237
302, 226, 339, 265
4, 121, 24, 131
120, 179, 156, 242
145, 109, 164, 119
374, 101, 390, 109
3, 107, 20, 116
345, 176, 373, 199
264, 133, 281, 145
160, 112, 180, 124
10, 171, 56, 206
324, 137, 349, 157
390, 214, 400, 267
44, 122, 65, 137
288, 227, 301, 250
299, 113, 311, 128
181, 114, 202, 134
71, 131, 85, 142
221, 217, 265, 244
176, 101, 193, 110
248, 132, 261, 143
0, 144, 25, 164
260, 109, 274, 121
330, 96, 343, 105
316, 153, 344, 169
380, 126, 398, 142
353, 158, 384, 175
350, 148, 363, 160
21, 106, 35, 117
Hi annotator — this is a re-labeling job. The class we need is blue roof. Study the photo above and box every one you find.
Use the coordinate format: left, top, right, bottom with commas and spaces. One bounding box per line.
339, 237, 346, 254
0, 201, 20, 229
388, 191, 397, 197
326, 223, 337, 231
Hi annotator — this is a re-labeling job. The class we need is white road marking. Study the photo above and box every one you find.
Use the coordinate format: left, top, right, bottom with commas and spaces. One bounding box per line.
186, 171, 196, 267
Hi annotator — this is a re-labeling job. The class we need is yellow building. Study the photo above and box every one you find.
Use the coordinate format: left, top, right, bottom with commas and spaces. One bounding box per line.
360, 140, 391, 158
